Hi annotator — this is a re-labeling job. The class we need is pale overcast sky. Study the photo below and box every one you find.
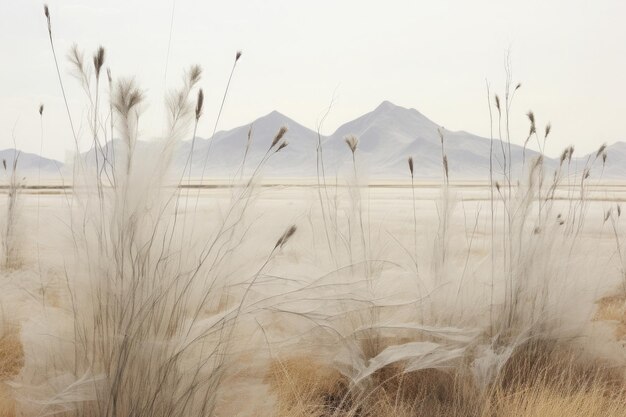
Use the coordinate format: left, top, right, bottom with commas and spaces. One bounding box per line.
1, 0, 624, 161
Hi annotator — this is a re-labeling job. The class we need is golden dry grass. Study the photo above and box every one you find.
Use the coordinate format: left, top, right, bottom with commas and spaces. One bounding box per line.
267, 356, 480, 417
267, 357, 351, 417
0, 385, 15, 417
489, 385, 626, 417
498, 339, 625, 392
0, 303, 624, 417
268, 341, 626, 417
595, 294, 626, 339
0, 325, 24, 417
0, 326, 23, 380
0, 313, 624, 417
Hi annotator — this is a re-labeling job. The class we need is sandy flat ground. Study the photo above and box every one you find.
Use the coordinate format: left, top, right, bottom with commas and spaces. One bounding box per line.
1, 182, 625, 416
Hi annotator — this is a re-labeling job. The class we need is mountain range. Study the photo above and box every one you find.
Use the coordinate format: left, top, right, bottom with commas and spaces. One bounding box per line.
2, 101, 624, 181
0, 149, 63, 178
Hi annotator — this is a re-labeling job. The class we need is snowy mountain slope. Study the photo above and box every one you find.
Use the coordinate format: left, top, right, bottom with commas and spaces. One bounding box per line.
8, 102, 624, 181
321, 101, 542, 179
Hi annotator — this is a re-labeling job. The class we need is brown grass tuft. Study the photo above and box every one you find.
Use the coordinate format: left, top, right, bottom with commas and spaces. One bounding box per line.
0, 326, 24, 417
489, 384, 626, 417
267, 357, 349, 417
268, 339, 625, 417
267, 357, 480, 417
499, 339, 624, 394
0, 384, 15, 417
0, 326, 24, 381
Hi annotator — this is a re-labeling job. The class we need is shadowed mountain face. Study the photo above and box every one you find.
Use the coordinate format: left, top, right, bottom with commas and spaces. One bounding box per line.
322, 101, 538, 178
174, 101, 547, 179
176, 110, 321, 178
4, 102, 620, 181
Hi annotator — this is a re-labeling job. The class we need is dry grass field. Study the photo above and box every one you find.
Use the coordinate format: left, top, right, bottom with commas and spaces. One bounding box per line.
0, 181, 625, 416
0, 6, 624, 414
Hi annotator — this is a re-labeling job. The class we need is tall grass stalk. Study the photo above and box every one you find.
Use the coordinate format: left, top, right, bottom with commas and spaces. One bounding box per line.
1, 155, 22, 270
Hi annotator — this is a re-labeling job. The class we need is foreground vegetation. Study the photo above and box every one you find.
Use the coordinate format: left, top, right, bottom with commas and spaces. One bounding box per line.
0, 5, 624, 417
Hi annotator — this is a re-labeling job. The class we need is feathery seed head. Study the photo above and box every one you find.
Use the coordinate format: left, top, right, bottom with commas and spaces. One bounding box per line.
39, 104, 44, 116
559, 148, 568, 165
596, 143, 607, 158
408, 156, 414, 177
236, 50, 242, 61
188, 65, 202, 86
545, 123, 551, 138
494, 95, 501, 112
44, 5, 51, 34
68, 44, 86, 76
527, 111, 536, 136
276, 141, 289, 152
195, 89, 204, 121
112, 78, 145, 117
93, 46, 105, 79
2, 159, 6, 171
271, 126, 288, 149
275, 225, 297, 249
345, 135, 358, 154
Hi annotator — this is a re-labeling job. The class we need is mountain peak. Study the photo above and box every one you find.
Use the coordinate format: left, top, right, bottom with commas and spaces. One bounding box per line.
371, 100, 431, 121
374, 100, 402, 112
248, 110, 319, 139
257, 109, 287, 121
252, 109, 301, 127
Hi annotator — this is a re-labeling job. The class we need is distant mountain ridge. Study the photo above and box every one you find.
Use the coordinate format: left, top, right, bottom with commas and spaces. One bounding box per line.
0, 149, 62, 177
2, 102, 623, 181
